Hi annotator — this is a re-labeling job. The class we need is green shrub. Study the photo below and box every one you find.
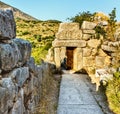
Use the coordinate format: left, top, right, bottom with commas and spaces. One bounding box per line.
22, 31, 30, 35
106, 72, 120, 114
94, 26, 106, 39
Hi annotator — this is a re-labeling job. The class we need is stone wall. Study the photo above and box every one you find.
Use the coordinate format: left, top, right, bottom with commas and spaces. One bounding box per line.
48, 21, 120, 88
0, 9, 54, 114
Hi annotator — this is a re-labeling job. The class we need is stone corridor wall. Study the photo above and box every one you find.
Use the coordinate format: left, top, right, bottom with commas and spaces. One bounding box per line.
47, 21, 120, 84
0, 9, 54, 114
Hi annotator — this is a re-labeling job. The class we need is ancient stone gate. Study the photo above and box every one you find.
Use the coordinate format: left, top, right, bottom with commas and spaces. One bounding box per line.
46, 21, 120, 86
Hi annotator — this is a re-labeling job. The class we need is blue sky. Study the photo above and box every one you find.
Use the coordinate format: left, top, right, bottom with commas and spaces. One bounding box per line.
1, 0, 120, 22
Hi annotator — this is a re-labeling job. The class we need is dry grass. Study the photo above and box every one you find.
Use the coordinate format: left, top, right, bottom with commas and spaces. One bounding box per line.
34, 74, 61, 114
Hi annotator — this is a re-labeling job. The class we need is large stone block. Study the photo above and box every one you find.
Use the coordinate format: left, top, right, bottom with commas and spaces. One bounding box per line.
11, 98, 25, 114
81, 21, 97, 30
56, 23, 83, 40
82, 30, 95, 34
9, 67, 29, 87
53, 39, 86, 48
54, 48, 61, 68
0, 38, 31, 71
25, 57, 36, 74
0, 42, 21, 71
0, 8, 16, 40
83, 57, 95, 67
13, 38, 31, 64
83, 48, 92, 57
0, 87, 10, 114
87, 39, 101, 48
56, 30, 82, 40
82, 34, 92, 40
73, 48, 83, 70
58, 23, 80, 31
95, 56, 105, 68
101, 45, 118, 52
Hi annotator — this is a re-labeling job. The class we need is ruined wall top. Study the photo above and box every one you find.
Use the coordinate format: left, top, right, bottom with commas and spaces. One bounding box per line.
0, 8, 16, 41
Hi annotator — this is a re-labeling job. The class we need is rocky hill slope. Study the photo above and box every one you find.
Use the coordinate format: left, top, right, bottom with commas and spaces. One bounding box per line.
0, 1, 37, 20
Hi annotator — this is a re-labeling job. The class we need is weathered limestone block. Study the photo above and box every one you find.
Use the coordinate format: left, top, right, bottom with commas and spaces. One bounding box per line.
58, 22, 80, 31
73, 48, 83, 70
53, 39, 86, 48
83, 48, 92, 57
98, 49, 108, 57
95, 69, 113, 81
81, 21, 97, 30
82, 34, 92, 40
11, 98, 25, 114
101, 45, 118, 52
54, 48, 61, 68
60, 47, 66, 61
0, 8, 16, 40
0, 87, 10, 114
25, 57, 36, 74
108, 41, 120, 47
87, 39, 101, 48
82, 30, 95, 34
36, 65, 43, 84
9, 67, 29, 87
56, 29, 82, 40
46, 48, 54, 63
0, 38, 31, 71
56, 23, 83, 40
95, 56, 105, 68
91, 48, 98, 56
0, 42, 21, 71
1, 78, 17, 98
114, 28, 120, 41
13, 38, 31, 64
83, 56, 95, 67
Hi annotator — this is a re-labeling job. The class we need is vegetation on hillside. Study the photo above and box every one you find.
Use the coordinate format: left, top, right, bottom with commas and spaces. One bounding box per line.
0, 1, 37, 20
106, 72, 120, 114
16, 18, 60, 64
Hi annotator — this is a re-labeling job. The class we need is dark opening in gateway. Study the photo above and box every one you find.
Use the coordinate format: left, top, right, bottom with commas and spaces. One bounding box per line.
66, 47, 76, 70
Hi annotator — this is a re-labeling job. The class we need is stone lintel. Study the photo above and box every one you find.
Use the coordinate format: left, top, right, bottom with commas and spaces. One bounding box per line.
52, 40, 86, 48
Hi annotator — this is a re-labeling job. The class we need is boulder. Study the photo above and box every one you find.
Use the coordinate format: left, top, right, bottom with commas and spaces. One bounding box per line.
0, 8, 16, 40
81, 21, 97, 30
0, 38, 31, 71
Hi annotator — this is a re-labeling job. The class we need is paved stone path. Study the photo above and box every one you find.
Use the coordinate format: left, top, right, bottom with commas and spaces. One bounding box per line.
57, 71, 104, 114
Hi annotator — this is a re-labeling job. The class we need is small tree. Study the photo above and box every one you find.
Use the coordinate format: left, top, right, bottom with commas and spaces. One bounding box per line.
68, 11, 94, 27
107, 8, 117, 41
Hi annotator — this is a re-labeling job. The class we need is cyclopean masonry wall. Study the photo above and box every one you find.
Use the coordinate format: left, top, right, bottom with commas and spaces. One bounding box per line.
0, 9, 54, 114
47, 21, 120, 89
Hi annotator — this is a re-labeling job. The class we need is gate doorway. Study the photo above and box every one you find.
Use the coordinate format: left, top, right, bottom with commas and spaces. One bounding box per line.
66, 47, 76, 70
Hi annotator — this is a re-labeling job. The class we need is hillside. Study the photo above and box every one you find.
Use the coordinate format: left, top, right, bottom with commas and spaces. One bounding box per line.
16, 19, 60, 63
0, 1, 37, 20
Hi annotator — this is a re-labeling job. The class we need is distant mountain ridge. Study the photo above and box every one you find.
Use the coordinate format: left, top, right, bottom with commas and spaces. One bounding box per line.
0, 1, 37, 20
